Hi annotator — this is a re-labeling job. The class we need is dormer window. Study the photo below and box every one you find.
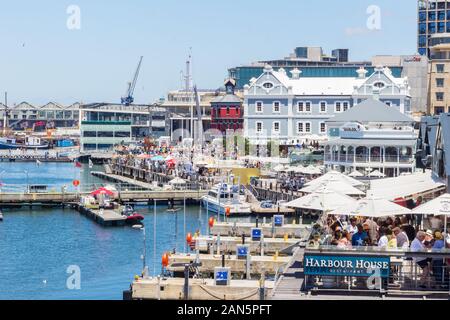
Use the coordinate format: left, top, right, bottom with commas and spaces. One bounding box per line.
373, 82, 385, 89
263, 82, 273, 89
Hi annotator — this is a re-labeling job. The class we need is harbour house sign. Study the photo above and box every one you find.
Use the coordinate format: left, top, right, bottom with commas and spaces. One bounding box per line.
304, 254, 391, 278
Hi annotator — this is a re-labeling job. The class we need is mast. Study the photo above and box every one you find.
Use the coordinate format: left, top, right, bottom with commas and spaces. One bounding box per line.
3, 92, 8, 136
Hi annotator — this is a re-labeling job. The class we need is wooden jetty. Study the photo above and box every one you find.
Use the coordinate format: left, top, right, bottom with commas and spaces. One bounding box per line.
91, 171, 154, 190
250, 204, 296, 215
77, 205, 126, 227
130, 277, 274, 300
211, 221, 310, 239
194, 235, 300, 255
166, 253, 290, 275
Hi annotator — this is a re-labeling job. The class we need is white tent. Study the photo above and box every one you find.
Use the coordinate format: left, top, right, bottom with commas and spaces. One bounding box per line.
412, 193, 450, 229
286, 187, 357, 212
169, 177, 187, 185
300, 179, 365, 196
348, 170, 364, 178
330, 192, 412, 218
305, 170, 364, 187
368, 170, 386, 178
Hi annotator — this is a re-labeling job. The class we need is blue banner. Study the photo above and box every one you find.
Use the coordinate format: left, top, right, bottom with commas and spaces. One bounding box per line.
304, 254, 390, 278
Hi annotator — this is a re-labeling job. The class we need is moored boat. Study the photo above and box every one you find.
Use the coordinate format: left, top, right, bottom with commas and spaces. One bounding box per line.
0, 136, 49, 150
202, 183, 252, 216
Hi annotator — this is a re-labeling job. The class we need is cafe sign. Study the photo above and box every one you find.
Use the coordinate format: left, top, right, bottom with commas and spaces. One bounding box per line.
339, 122, 365, 139
304, 254, 390, 278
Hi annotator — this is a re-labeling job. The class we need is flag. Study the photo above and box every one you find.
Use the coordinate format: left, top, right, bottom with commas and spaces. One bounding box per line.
75, 161, 82, 168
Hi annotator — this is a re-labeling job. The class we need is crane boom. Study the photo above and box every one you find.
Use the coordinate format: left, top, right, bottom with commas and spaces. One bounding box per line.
121, 56, 143, 105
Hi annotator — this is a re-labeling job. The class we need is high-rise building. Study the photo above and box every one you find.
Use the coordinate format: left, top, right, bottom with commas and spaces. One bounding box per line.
417, 0, 450, 57
428, 33, 450, 114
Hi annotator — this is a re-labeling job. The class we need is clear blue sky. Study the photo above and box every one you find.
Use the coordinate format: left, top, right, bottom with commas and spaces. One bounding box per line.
0, 0, 417, 105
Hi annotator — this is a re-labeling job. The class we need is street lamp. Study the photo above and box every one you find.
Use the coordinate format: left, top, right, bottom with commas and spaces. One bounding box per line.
24, 170, 29, 193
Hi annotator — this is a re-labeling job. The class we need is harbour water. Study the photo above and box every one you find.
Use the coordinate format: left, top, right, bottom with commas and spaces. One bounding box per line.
0, 162, 210, 300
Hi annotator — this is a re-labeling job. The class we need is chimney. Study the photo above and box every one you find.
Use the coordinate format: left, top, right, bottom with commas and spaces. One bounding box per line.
290, 68, 302, 79
356, 67, 368, 79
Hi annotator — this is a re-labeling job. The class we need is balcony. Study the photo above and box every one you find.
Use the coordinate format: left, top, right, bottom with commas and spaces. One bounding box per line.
325, 154, 413, 164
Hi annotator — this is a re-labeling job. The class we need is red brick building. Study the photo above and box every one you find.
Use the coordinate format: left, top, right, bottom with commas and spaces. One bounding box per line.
210, 79, 243, 133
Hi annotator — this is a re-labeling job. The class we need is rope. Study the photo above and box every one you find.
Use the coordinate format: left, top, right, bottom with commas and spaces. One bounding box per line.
198, 285, 260, 300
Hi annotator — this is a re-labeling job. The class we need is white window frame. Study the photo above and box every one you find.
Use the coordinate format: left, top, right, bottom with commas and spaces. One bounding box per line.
305, 101, 312, 113
297, 101, 304, 113
273, 121, 280, 133
342, 101, 350, 112
305, 122, 312, 133
319, 122, 326, 134
297, 121, 311, 134
256, 101, 263, 113
296, 121, 304, 134
319, 101, 327, 113
272, 101, 281, 113
256, 121, 263, 133
335, 101, 342, 113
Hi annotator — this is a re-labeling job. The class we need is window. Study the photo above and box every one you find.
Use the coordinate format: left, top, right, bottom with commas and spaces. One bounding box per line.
256, 122, 263, 133
114, 131, 130, 138
256, 101, 263, 113
273, 121, 280, 133
436, 92, 445, 101
297, 122, 311, 133
305, 102, 311, 113
437, 64, 445, 73
385, 101, 392, 107
437, 78, 445, 87
320, 122, 326, 134
320, 101, 327, 113
373, 82, 385, 89
297, 122, 303, 133
83, 131, 96, 137
305, 122, 311, 133
273, 101, 280, 113
435, 107, 445, 115
97, 131, 114, 137
263, 82, 273, 89
297, 101, 311, 113
226, 107, 230, 115
343, 102, 349, 111
297, 102, 304, 113
335, 102, 342, 113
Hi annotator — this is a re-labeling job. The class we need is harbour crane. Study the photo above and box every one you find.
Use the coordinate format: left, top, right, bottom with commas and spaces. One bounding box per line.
121, 56, 143, 106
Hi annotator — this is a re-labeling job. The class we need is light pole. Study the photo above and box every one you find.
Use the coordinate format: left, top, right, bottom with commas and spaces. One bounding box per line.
24, 170, 29, 193
141, 226, 147, 277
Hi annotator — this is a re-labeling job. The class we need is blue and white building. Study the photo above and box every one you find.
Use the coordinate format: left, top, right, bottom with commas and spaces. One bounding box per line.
243, 64, 412, 147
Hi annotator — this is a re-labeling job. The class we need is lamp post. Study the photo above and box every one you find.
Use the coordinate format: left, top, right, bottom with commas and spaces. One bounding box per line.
0, 170, 5, 192
24, 170, 29, 193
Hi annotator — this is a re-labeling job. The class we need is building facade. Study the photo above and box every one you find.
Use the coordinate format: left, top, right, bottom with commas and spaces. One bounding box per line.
418, 0, 450, 57
210, 79, 243, 133
324, 99, 417, 178
243, 65, 411, 147
80, 121, 131, 152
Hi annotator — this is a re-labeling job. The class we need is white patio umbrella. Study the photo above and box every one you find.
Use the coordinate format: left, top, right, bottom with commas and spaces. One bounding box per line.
169, 177, 187, 185
273, 164, 287, 172
348, 170, 364, 178
330, 192, 412, 218
300, 179, 365, 196
368, 170, 386, 178
286, 187, 357, 212
302, 165, 322, 175
412, 193, 450, 230
305, 170, 364, 187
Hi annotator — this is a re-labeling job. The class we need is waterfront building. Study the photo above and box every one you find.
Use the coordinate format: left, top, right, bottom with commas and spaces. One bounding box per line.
324, 98, 416, 177
210, 79, 243, 133
243, 64, 411, 148
0, 102, 80, 131
79, 103, 170, 151
427, 33, 450, 115
417, 0, 450, 57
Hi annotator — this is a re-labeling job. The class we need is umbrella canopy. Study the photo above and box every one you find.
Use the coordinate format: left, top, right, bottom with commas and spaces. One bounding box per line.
330, 192, 411, 218
137, 153, 151, 159
412, 193, 450, 216
300, 179, 365, 196
368, 170, 386, 178
91, 187, 114, 196
305, 170, 364, 187
151, 155, 165, 161
169, 177, 187, 185
348, 170, 364, 178
286, 187, 357, 211
273, 164, 287, 172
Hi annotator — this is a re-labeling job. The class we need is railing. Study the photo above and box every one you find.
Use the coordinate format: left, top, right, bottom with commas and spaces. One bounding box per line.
324, 154, 414, 164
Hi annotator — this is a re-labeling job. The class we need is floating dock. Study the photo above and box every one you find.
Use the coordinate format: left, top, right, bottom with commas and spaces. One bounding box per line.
77, 205, 126, 227
211, 221, 309, 239
130, 277, 274, 300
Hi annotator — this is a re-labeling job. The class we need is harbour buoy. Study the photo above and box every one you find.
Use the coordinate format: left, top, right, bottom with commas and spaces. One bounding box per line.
186, 232, 193, 244
208, 217, 215, 228
161, 252, 169, 267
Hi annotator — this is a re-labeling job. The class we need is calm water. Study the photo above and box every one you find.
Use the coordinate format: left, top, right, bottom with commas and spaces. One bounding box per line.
0, 162, 211, 300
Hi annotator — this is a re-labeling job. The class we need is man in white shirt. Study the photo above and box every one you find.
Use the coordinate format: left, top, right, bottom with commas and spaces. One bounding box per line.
410, 231, 431, 288
393, 227, 409, 249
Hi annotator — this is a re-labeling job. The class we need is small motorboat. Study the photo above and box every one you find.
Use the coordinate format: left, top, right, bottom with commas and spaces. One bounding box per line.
0, 211, 3, 221
122, 205, 144, 225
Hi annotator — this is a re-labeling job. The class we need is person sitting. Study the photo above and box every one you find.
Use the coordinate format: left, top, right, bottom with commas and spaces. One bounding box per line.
352, 224, 369, 247
411, 231, 432, 288
386, 229, 397, 249
393, 227, 409, 249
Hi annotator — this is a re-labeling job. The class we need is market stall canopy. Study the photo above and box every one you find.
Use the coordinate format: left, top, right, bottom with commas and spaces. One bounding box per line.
412, 193, 450, 215
305, 170, 364, 187
286, 187, 357, 211
348, 170, 364, 178
369, 171, 446, 201
300, 178, 365, 196
331, 192, 412, 218
169, 177, 187, 185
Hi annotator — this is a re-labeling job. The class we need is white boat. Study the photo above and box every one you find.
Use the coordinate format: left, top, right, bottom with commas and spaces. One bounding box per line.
0, 211, 3, 221
202, 183, 252, 216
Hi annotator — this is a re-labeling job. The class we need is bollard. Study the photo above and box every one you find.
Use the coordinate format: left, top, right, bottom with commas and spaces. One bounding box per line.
183, 264, 189, 300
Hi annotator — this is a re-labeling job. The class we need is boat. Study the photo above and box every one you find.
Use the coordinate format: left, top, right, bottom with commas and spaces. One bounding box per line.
202, 183, 252, 216
121, 205, 144, 225
0, 136, 49, 149
0, 211, 3, 221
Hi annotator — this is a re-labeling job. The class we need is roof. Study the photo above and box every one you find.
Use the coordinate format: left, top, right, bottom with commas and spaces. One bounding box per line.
325, 138, 416, 147
326, 98, 413, 123
211, 94, 242, 104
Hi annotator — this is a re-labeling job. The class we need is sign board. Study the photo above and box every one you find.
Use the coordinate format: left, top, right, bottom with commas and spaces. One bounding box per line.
236, 245, 249, 260
214, 267, 230, 286
339, 122, 365, 139
304, 254, 390, 278
251, 228, 262, 241
273, 215, 284, 227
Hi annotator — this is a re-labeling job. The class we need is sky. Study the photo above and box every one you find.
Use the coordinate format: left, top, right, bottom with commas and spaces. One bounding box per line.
0, 0, 417, 106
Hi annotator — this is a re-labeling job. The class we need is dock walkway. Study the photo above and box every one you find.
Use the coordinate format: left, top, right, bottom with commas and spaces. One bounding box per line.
78, 205, 126, 226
